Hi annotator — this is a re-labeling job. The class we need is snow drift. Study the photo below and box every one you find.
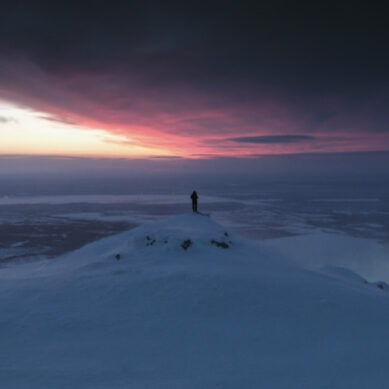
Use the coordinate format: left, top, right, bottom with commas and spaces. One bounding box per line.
1, 214, 389, 388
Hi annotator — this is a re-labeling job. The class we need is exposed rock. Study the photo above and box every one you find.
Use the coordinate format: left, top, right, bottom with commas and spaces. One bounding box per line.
181, 239, 192, 250
376, 282, 388, 291
211, 239, 229, 249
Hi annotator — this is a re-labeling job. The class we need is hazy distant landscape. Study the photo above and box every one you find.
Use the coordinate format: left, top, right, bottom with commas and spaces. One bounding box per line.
2, 181, 388, 280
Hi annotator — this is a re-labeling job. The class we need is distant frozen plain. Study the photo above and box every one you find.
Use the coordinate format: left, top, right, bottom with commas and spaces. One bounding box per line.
1, 188, 388, 281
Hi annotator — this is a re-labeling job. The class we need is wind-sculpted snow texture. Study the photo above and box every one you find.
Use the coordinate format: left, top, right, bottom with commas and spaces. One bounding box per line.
1, 214, 389, 388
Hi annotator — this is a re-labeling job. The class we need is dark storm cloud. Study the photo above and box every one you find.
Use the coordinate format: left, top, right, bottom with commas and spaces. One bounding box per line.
229, 135, 315, 144
0, 0, 389, 154
1, 1, 387, 88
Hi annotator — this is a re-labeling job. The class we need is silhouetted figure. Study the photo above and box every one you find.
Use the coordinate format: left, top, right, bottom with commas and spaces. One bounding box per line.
191, 190, 198, 213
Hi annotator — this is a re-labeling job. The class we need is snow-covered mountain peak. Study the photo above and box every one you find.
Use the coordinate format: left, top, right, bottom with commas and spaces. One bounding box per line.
39, 213, 250, 276
127, 213, 238, 253
2, 214, 389, 388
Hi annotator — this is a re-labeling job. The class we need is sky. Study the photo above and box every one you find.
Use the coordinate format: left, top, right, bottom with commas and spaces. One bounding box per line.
0, 1, 389, 176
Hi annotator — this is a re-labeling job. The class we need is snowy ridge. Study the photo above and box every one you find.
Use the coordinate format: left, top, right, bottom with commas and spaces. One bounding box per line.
1, 214, 389, 388
39, 213, 267, 278
122, 213, 238, 254
32, 214, 235, 272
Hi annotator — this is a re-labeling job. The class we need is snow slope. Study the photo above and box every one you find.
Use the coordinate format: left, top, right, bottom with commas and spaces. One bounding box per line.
261, 232, 389, 282
1, 214, 389, 388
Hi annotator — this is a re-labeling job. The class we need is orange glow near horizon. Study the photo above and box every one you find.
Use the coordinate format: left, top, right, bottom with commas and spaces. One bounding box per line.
0, 101, 173, 158
1, 99, 389, 159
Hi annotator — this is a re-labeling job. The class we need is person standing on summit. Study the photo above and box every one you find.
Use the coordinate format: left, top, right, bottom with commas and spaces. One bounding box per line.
191, 191, 198, 213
